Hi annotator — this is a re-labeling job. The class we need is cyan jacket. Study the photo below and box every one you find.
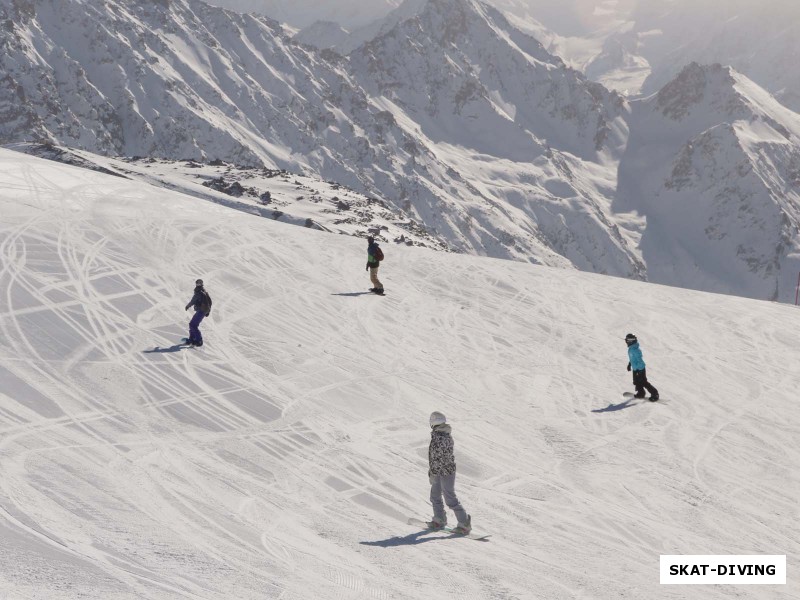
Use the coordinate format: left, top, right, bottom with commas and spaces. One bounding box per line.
627, 342, 646, 371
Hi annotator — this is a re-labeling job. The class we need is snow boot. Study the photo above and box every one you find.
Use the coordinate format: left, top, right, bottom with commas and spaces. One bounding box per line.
452, 515, 471, 535
426, 517, 446, 530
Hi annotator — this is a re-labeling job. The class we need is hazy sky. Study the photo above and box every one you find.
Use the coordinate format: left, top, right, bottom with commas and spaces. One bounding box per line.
204, 0, 800, 35
205, 0, 402, 29
204, 0, 631, 31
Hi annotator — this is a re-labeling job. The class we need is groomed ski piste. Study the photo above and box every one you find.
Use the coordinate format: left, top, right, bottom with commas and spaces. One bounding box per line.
0, 148, 798, 599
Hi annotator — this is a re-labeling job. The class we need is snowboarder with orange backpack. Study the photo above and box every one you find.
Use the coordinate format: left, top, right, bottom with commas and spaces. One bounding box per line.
366, 236, 384, 294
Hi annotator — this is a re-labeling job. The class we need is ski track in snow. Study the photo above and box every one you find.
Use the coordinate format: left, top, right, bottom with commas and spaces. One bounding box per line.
0, 150, 799, 598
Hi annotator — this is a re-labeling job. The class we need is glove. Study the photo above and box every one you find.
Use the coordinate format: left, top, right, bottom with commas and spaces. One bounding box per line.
185, 305, 190, 311
365, 264, 370, 271
626, 362, 631, 372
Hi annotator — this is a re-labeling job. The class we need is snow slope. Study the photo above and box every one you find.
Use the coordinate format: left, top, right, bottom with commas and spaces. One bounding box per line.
2, 151, 799, 599
8, 143, 451, 252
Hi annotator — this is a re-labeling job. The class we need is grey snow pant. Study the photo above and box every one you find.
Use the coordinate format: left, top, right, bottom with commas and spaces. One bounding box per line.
430, 473, 468, 524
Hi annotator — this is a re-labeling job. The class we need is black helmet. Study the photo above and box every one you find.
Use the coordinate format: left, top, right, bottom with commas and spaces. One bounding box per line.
367, 236, 374, 243
195, 279, 204, 286
625, 333, 637, 346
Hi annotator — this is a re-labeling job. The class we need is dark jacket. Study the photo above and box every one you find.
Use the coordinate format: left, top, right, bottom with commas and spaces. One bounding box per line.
186, 286, 212, 315
367, 241, 381, 268
429, 424, 457, 476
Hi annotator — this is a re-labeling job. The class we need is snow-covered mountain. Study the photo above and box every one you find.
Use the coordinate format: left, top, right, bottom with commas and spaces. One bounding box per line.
583, 27, 651, 97
0, 0, 644, 278
564, 0, 800, 113
350, 0, 624, 161
629, 0, 800, 113
0, 0, 428, 179
618, 63, 800, 301
341, 0, 644, 276
0, 0, 498, 253
2, 148, 800, 600
3, 0, 800, 302
210, 0, 800, 115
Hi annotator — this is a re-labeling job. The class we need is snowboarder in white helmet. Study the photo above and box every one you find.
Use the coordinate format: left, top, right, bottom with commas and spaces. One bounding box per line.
427, 412, 471, 534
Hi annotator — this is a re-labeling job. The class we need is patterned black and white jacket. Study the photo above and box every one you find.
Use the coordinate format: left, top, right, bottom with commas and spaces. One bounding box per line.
428, 424, 456, 476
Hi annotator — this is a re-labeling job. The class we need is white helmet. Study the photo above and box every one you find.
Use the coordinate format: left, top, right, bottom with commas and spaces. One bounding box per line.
429, 411, 446, 427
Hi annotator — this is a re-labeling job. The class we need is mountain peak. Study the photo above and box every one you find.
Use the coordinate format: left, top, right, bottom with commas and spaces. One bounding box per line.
350, 0, 620, 158
654, 62, 745, 121
649, 61, 800, 143
358, 0, 547, 56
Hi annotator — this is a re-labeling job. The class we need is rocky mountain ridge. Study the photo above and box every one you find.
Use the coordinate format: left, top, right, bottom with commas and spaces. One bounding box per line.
618, 63, 800, 301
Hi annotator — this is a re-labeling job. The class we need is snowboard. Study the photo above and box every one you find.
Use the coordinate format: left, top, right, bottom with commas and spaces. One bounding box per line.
369, 288, 386, 295
407, 518, 490, 541
623, 392, 662, 402
181, 338, 203, 347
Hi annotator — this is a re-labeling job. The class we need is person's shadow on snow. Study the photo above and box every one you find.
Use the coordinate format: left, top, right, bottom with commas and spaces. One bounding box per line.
142, 344, 187, 354
331, 291, 374, 297
360, 531, 458, 547
591, 399, 638, 413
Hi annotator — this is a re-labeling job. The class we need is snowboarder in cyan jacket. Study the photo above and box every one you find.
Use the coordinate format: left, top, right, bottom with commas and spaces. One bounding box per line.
427, 412, 471, 533
626, 333, 659, 401
184, 279, 212, 346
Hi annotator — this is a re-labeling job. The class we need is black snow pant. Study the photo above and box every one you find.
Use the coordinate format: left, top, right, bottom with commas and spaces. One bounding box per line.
632, 369, 658, 398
